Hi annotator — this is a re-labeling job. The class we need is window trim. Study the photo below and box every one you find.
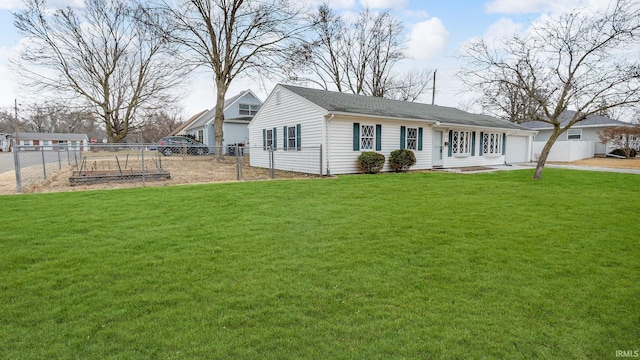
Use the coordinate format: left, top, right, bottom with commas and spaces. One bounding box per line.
360, 124, 375, 150
450, 130, 472, 156
482, 132, 503, 156
567, 129, 582, 140
406, 127, 418, 150
239, 103, 260, 116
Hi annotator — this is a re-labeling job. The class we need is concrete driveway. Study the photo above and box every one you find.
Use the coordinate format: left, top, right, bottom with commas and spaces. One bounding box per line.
0, 152, 15, 174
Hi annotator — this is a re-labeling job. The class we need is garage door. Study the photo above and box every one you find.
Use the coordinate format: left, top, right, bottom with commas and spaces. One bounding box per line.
506, 135, 528, 163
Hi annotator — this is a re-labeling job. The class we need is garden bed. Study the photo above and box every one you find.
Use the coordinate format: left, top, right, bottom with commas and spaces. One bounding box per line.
69, 169, 170, 185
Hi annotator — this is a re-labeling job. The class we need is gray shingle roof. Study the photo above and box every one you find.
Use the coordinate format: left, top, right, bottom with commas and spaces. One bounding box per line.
12, 132, 87, 141
281, 84, 531, 131
521, 110, 630, 129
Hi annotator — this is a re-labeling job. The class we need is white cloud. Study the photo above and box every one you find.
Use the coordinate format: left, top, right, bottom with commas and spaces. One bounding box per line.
485, 0, 552, 14
483, 18, 523, 41
359, 0, 407, 9
484, 0, 619, 15
0, 0, 83, 10
406, 17, 449, 61
304, 0, 356, 10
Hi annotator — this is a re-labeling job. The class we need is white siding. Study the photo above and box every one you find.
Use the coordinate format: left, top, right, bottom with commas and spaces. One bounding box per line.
328, 117, 433, 175
506, 135, 530, 163
249, 87, 326, 174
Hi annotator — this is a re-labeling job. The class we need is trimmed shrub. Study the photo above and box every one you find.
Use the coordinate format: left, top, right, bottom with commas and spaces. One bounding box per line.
610, 148, 637, 158
389, 149, 417, 172
357, 152, 385, 174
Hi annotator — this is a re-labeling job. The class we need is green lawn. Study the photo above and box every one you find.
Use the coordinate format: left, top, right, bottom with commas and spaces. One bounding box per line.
1, 169, 638, 359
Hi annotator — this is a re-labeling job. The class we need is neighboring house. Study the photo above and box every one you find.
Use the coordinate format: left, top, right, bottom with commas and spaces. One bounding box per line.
10, 132, 89, 151
172, 90, 262, 153
248, 84, 536, 175
0, 133, 9, 152
521, 111, 632, 161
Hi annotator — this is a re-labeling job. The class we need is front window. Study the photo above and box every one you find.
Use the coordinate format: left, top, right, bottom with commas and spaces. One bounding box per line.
197, 130, 204, 142
266, 129, 273, 149
361, 125, 375, 150
451, 130, 471, 155
406, 127, 417, 150
239, 103, 261, 116
567, 129, 582, 140
287, 126, 297, 149
483, 133, 502, 154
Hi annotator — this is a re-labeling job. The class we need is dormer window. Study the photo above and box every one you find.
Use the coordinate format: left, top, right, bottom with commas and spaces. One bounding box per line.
239, 103, 260, 116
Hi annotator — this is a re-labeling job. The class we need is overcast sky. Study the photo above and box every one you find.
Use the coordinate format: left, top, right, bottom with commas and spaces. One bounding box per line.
0, 0, 618, 119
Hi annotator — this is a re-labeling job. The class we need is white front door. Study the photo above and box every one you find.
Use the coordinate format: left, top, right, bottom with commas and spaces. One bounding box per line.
433, 130, 444, 167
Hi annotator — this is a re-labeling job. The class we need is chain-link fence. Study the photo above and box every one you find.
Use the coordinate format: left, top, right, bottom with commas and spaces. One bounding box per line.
9, 142, 323, 193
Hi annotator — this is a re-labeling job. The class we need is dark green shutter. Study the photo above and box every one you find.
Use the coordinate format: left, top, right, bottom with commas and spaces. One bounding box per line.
273, 127, 277, 150
471, 131, 476, 156
262, 129, 266, 150
400, 126, 406, 150
296, 124, 301, 150
418, 127, 423, 151
502, 133, 507, 155
447, 131, 453, 157
479, 132, 484, 156
375, 124, 382, 151
353, 123, 360, 151
283, 126, 287, 150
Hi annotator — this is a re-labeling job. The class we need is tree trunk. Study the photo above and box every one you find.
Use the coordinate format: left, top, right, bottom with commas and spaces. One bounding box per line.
533, 128, 563, 180
213, 81, 227, 159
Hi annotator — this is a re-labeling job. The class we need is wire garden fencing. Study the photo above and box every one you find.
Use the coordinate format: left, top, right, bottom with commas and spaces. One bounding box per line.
10, 142, 323, 193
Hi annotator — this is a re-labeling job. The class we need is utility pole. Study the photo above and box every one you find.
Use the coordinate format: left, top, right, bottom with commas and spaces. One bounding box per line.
14, 98, 20, 146
431, 70, 437, 105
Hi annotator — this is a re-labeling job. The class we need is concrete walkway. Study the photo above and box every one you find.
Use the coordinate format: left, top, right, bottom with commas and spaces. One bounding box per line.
435, 163, 640, 175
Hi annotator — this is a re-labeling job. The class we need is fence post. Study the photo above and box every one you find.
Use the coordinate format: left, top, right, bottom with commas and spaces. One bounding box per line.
57, 146, 62, 169
235, 144, 242, 180
141, 146, 146, 186
40, 144, 47, 180
319, 144, 323, 176
269, 146, 275, 179
13, 140, 22, 193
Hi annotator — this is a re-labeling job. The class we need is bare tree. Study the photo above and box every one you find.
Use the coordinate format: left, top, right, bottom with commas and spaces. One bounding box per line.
459, 0, 640, 179
151, 0, 304, 157
598, 125, 640, 158
134, 110, 183, 143
13, 0, 187, 143
290, 5, 432, 101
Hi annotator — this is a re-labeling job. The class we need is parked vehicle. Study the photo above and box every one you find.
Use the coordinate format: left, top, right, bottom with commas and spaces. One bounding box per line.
157, 136, 208, 156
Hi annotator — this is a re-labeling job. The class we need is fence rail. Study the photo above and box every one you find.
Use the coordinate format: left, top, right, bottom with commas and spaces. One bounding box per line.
9, 141, 322, 193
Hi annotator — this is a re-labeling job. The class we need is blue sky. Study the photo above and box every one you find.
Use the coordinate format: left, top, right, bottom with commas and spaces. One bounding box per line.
0, 0, 609, 117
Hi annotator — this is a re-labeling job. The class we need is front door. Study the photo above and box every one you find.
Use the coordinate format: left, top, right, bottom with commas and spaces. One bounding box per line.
433, 130, 443, 167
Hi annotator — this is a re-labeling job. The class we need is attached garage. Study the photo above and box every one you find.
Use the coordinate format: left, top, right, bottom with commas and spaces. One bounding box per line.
506, 135, 530, 163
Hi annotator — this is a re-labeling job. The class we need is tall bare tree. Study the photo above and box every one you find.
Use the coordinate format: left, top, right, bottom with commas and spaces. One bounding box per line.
459, 0, 640, 179
13, 0, 187, 143
151, 0, 304, 156
290, 5, 432, 101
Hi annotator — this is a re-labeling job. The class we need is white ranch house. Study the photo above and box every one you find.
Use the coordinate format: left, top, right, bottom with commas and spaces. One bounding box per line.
248, 84, 536, 175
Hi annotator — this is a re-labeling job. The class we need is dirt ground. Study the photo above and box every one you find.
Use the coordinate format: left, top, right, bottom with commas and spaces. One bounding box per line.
0, 156, 312, 196
1, 155, 638, 196
549, 157, 640, 169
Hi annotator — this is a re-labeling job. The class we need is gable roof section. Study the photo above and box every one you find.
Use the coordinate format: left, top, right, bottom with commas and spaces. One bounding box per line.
12, 132, 88, 141
180, 90, 262, 132
280, 84, 530, 131
169, 109, 208, 136
521, 111, 630, 130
